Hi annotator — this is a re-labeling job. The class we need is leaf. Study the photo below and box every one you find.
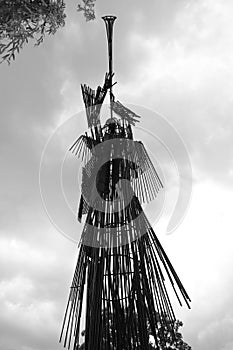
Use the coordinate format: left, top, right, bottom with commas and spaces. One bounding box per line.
0, 0, 66, 64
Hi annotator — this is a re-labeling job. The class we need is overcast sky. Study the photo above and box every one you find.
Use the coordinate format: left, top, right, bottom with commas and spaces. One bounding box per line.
1, 0, 233, 349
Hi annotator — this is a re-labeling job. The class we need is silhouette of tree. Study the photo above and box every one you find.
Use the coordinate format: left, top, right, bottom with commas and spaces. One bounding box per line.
149, 320, 192, 350
77, 0, 96, 21
0, 0, 96, 64
77, 311, 192, 350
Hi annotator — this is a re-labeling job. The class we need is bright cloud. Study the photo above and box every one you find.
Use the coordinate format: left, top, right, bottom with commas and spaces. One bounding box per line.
0, 0, 233, 349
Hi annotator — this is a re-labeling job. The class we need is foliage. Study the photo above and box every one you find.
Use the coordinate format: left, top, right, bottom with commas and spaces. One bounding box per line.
78, 317, 192, 349
0, 0, 66, 64
0, 0, 96, 64
149, 320, 192, 350
77, 0, 96, 21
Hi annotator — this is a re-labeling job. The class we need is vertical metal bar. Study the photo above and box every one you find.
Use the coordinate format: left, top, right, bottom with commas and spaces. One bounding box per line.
102, 15, 117, 118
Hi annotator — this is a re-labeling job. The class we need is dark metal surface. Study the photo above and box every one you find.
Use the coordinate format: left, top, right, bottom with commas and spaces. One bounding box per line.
60, 16, 191, 350
102, 16, 117, 118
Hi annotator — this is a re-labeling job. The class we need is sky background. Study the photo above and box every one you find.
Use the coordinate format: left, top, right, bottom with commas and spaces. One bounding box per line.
1, 0, 233, 349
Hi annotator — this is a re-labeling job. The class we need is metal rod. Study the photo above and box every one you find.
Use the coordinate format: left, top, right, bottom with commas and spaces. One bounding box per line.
102, 15, 117, 118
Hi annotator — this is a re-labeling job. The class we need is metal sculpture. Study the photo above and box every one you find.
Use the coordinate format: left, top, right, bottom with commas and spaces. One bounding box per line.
60, 16, 191, 350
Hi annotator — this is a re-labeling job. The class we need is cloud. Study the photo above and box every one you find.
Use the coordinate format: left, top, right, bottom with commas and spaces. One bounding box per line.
197, 316, 233, 350
222, 342, 233, 350
163, 182, 233, 349
1, 0, 233, 349
110, 0, 233, 187
0, 235, 76, 350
